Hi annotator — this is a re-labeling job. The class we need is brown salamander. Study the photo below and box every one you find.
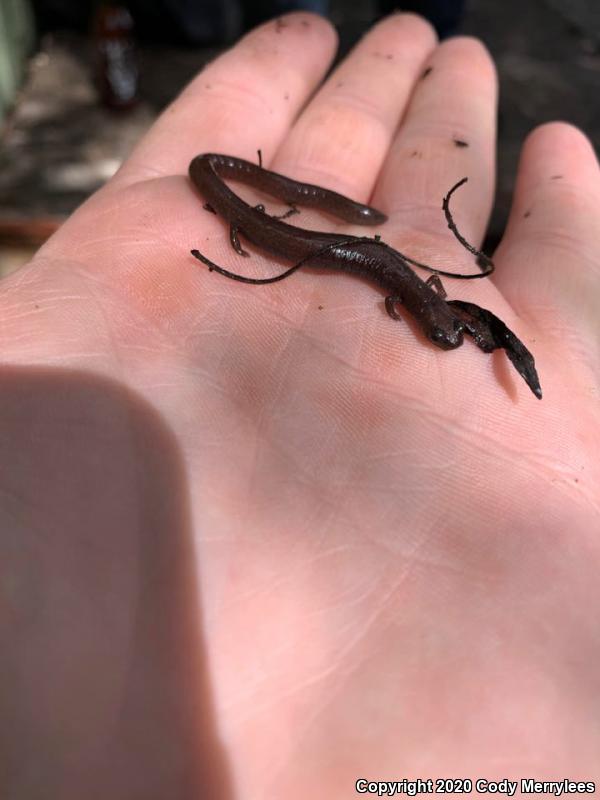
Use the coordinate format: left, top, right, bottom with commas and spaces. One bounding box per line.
189, 153, 541, 399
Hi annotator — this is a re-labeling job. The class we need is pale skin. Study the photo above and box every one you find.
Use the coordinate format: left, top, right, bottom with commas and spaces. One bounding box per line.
1, 12, 600, 799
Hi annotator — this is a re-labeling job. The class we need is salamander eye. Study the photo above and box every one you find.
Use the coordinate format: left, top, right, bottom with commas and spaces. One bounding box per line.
429, 327, 451, 345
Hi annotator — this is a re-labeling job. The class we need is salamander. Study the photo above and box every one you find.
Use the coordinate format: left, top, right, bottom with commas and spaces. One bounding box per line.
189, 153, 541, 399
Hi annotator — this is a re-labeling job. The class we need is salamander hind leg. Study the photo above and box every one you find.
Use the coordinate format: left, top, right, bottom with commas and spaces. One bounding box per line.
253, 202, 299, 221
272, 204, 299, 221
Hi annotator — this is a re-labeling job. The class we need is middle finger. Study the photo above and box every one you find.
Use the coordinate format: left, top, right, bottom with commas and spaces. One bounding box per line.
272, 13, 438, 206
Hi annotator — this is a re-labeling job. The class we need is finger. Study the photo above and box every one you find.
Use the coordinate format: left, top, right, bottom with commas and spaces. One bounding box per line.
492, 122, 600, 337
373, 36, 498, 273
115, 13, 337, 184
270, 13, 437, 206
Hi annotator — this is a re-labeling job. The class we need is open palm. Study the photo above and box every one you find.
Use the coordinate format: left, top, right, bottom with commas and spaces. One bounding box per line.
2, 12, 600, 799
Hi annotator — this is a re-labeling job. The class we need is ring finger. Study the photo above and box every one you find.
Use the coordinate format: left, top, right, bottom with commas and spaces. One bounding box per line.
374, 35, 498, 282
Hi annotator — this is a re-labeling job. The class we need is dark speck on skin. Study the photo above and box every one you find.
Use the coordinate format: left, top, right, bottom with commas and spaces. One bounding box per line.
421, 66, 433, 79
524, 210, 531, 218
275, 17, 288, 32
411, 150, 422, 158
453, 138, 469, 148
318, 305, 324, 310
551, 174, 564, 179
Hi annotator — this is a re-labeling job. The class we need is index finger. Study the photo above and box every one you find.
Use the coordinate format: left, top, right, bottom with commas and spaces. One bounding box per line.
114, 13, 337, 185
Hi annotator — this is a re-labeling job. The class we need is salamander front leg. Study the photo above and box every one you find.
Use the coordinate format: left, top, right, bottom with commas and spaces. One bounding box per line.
426, 274, 446, 299
385, 295, 403, 320
229, 225, 250, 257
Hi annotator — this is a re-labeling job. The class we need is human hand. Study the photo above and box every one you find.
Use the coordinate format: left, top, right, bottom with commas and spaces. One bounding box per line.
2, 12, 599, 798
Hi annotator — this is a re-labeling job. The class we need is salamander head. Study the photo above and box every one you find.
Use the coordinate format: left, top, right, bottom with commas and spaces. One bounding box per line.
427, 318, 464, 350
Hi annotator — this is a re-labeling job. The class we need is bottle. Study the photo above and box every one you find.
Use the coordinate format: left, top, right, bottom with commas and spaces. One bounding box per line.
93, 2, 139, 110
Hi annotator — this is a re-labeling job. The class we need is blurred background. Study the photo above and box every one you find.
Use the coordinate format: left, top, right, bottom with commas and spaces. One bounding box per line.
0, 0, 598, 277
